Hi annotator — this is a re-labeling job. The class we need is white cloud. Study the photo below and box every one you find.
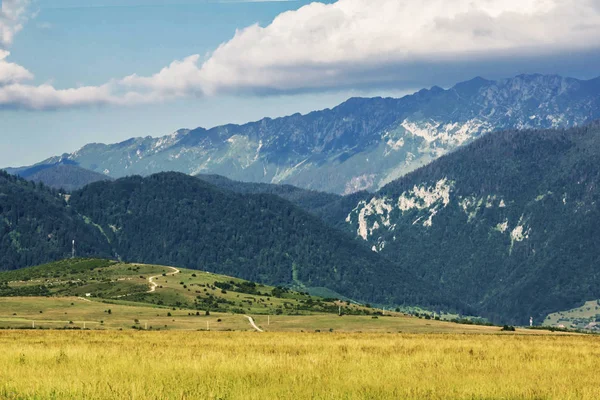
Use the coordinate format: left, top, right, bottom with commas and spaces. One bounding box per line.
0, 49, 32, 84
0, 0, 31, 47
1, 0, 600, 110
0, 80, 181, 110
193, 0, 600, 94
107, 0, 600, 97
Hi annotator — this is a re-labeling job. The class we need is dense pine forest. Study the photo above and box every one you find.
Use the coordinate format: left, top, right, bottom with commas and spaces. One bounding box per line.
0, 171, 112, 269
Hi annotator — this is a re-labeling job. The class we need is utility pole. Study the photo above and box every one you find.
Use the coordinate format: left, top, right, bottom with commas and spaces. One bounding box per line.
72, 240, 76, 259
83, 321, 86, 329
339, 305, 342, 316
32, 320, 35, 329
268, 315, 270, 326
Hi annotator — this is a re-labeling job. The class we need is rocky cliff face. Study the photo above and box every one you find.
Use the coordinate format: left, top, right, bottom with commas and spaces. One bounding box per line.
345, 123, 600, 323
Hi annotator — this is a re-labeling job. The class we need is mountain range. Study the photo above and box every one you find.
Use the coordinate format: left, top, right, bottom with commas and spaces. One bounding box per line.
3, 124, 600, 323
9, 74, 600, 194
2, 74, 600, 325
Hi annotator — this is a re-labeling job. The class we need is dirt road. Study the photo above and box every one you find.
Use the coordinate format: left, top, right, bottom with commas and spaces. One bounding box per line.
148, 267, 180, 293
245, 315, 264, 332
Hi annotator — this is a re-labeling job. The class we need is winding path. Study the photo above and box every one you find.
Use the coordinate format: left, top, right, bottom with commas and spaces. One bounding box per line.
245, 315, 264, 332
148, 267, 180, 293
77, 296, 93, 303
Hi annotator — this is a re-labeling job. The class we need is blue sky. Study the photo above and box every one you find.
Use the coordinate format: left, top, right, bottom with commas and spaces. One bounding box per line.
2, 0, 353, 166
1, 0, 600, 167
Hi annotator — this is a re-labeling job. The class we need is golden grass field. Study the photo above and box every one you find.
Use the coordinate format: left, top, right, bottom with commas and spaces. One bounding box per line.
1, 330, 599, 399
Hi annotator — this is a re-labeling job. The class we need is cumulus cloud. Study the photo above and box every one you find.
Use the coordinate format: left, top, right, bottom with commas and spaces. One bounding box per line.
106, 0, 600, 97
193, 0, 600, 94
1, 0, 600, 110
0, 49, 32, 84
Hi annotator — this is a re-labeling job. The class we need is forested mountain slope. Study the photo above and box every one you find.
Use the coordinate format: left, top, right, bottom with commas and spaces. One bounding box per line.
345, 123, 600, 323
69, 172, 450, 310
0, 171, 112, 270
196, 174, 341, 216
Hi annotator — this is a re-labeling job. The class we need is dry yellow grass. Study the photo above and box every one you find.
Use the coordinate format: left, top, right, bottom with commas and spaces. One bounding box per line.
1, 331, 599, 399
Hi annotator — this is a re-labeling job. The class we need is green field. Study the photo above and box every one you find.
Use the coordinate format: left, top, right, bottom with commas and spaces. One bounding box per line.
0, 297, 252, 331
543, 300, 600, 332
0, 296, 577, 335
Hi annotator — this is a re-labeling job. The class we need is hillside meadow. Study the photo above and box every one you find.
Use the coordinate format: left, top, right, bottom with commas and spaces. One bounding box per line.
1, 331, 599, 399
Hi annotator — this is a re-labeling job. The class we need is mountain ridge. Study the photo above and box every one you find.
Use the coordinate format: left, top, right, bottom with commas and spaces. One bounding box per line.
5, 162, 112, 191
15, 73, 600, 194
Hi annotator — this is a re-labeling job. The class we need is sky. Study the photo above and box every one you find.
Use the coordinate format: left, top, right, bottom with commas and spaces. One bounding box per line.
1, 0, 600, 167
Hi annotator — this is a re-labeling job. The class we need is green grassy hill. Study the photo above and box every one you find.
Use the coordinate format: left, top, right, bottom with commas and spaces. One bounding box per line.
0, 258, 374, 316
